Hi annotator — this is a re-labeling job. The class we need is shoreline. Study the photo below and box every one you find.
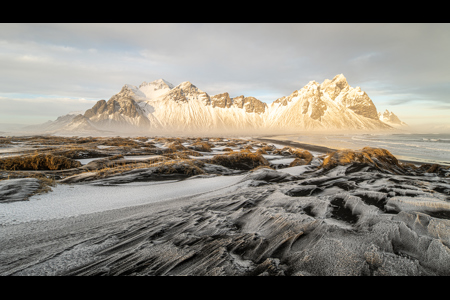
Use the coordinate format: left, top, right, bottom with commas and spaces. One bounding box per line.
254, 137, 337, 154
255, 136, 434, 167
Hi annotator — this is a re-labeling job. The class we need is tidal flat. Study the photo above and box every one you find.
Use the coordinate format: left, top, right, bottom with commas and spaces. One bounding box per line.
1, 135, 450, 276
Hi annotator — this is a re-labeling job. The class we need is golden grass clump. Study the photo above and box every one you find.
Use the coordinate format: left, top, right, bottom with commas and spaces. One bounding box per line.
255, 148, 267, 155
32, 174, 57, 195
101, 137, 141, 148
51, 147, 104, 159
290, 149, 313, 165
0, 153, 82, 171
320, 147, 401, 171
134, 137, 150, 142
0, 137, 12, 145
261, 145, 276, 152
222, 148, 234, 152
272, 147, 292, 156
166, 141, 187, 152
209, 152, 269, 170
189, 141, 213, 152
163, 149, 203, 159
209, 138, 223, 142
152, 159, 205, 176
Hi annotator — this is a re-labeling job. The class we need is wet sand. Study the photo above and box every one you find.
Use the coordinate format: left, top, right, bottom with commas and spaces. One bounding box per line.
255, 137, 337, 154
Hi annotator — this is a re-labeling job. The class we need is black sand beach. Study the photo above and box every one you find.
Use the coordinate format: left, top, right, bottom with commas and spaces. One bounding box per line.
255, 137, 337, 154
2, 135, 450, 276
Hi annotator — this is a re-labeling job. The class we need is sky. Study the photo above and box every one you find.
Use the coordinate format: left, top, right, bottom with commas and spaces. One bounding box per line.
1, 23, 449, 130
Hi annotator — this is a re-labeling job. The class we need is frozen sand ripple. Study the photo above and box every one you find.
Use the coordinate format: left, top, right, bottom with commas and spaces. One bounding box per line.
57, 166, 450, 276
0, 178, 40, 203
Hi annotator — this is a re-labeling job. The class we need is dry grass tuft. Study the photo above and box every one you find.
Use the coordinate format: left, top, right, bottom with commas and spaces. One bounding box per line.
209, 152, 269, 170
189, 141, 213, 152
272, 147, 292, 156
151, 159, 205, 176
163, 149, 203, 159
290, 149, 313, 165
0, 153, 82, 170
101, 137, 141, 148
255, 148, 267, 155
289, 158, 310, 167
166, 141, 187, 152
51, 147, 104, 159
209, 138, 223, 142
238, 149, 252, 153
320, 147, 401, 172
0, 137, 12, 145
261, 145, 276, 152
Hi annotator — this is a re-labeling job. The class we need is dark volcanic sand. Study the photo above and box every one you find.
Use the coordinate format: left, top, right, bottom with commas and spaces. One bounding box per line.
2, 135, 450, 276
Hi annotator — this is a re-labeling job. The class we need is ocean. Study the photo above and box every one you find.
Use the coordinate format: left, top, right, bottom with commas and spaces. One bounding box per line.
287, 133, 450, 166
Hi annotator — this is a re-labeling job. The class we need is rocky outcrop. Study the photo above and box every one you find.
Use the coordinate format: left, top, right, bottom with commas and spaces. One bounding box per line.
161, 81, 211, 106
211, 92, 233, 108
210, 93, 267, 113
242, 96, 267, 114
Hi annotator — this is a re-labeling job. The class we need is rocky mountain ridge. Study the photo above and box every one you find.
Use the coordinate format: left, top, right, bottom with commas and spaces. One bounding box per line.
34, 74, 406, 134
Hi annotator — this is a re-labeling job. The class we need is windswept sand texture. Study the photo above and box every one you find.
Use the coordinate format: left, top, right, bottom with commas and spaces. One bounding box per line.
1, 135, 450, 276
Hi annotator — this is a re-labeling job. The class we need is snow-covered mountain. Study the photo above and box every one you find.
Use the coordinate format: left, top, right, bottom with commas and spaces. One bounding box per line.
265, 74, 390, 130
378, 109, 407, 127
36, 74, 400, 135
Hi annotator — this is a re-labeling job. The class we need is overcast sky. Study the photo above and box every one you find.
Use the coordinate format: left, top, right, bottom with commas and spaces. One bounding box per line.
1, 23, 449, 128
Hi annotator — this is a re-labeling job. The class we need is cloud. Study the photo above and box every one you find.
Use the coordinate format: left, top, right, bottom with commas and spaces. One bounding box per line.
0, 96, 95, 124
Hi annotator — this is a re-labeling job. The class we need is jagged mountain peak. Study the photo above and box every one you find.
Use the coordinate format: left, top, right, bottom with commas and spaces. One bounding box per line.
176, 81, 198, 90
331, 73, 348, 85
379, 109, 407, 126
139, 79, 174, 89
266, 74, 388, 130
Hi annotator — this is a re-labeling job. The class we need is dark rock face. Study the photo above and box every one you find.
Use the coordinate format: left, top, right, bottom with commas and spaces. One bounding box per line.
84, 97, 143, 119
242, 96, 267, 114
210, 93, 267, 113
84, 100, 107, 118
211, 93, 233, 108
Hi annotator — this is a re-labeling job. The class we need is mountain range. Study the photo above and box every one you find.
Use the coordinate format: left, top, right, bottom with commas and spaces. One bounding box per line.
30, 74, 407, 135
